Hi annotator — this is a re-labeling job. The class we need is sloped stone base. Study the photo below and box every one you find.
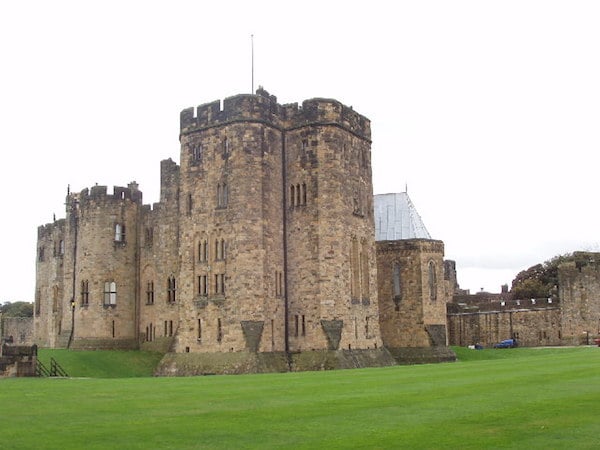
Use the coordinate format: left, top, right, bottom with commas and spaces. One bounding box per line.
69, 338, 138, 350
154, 348, 400, 376
154, 352, 290, 376
387, 346, 457, 365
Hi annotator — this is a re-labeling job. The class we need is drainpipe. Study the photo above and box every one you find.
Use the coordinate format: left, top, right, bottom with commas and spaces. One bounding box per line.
281, 131, 290, 367
67, 198, 79, 349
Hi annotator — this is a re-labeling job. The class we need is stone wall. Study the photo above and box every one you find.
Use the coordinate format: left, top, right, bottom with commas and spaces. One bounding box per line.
376, 239, 450, 348
1, 317, 33, 345
559, 258, 600, 344
447, 305, 562, 347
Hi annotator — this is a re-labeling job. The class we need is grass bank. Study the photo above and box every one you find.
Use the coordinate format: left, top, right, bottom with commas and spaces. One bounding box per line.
1, 347, 598, 449
37, 348, 163, 378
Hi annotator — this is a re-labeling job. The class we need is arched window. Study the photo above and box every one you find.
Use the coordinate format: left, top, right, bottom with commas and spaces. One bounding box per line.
428, 261, 437, 301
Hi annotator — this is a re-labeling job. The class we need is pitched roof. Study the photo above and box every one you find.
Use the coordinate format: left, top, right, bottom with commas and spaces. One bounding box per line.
374, 192, 431, 241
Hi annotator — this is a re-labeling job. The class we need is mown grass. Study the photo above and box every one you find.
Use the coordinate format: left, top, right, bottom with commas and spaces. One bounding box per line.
36, 349, 163, 378
1, 347, 598, 449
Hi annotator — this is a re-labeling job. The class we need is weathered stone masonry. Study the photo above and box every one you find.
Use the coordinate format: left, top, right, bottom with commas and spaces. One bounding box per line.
35, 89, 406, 372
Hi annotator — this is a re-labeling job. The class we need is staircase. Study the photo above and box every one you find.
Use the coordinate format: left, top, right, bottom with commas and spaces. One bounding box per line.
36, 357, 68, 377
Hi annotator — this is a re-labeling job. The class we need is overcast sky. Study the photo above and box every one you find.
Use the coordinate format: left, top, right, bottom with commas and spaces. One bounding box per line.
1, 1, 599, 301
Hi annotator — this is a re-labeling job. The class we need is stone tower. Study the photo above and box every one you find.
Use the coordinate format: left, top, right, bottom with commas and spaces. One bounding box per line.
174, 88, 382, 355
35, 183, 143, 349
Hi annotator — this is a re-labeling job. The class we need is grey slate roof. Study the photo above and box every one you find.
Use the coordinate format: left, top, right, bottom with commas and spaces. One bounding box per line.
374, 192, 431, 241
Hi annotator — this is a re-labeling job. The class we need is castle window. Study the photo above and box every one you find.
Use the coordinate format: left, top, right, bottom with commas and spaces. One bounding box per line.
296, 184, 301, 206
217, 183, 228, 208
275, 270, 283, 297
223, 137, 230, 158
167, 276, 176, 303
290, 183, 307, 207
38, 247, 45, 262
198, 275, 208, 296
81, 280, 89, 306
294, 315, 299, 337
393, 262, 402, 311
146, 281, 154, 305
145, 227, 153, 247
59, 240, 65, 255
146, 323, 154, 342
187, 193, 193, 215
428, 261, 437, 301
302, 315, 306, 336
115, 223, 126, 242
301, 183, 307, 205
350, 237, 359, 301
217, 318, 223, 343
361, 239, 369, 301
197, 319, 202, 341
214, 273, 225, 295
199, 239, 209, 262
192, 144, 202, 162
215, 239, 226, 261
104, 281, 117, 306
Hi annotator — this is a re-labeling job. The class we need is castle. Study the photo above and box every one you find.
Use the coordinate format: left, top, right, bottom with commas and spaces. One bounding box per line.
33, 89, 455, 374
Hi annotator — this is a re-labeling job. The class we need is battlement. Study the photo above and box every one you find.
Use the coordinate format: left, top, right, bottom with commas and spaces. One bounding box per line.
74, 182, 143, 205
180, 88, 370, 140
180, 88, 284, 132
38, 219, 65, 238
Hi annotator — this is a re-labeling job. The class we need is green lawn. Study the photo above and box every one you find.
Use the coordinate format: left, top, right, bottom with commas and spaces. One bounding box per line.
1, 347, 598, 449
36, 348, 163, 378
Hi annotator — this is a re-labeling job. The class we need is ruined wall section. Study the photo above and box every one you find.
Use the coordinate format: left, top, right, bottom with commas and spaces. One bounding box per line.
68, 184, 142, 349
559, 259, 600, 344
33, 220, 66, 347
177, 91, 286, 353
285, 99, 381, 352
139, 159, 181, 352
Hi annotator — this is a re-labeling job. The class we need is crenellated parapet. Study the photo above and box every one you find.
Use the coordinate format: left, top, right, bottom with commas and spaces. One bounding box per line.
37, 219, 66, 239
71, 182, 143, 209
180, 88, 284, 133
284, 98, 371, 140
180, 88, 370, 141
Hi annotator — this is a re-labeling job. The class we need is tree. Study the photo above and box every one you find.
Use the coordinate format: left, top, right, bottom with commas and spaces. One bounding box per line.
511, 252, 599, 299
0, 301, 34, 317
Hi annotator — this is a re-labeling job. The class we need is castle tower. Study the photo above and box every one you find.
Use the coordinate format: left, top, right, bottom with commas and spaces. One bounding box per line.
176, 91, 287, 353
34, 184, 143, 349
34, 220, 66, 348
173, 89, 382, 354
284, 98, 381, 352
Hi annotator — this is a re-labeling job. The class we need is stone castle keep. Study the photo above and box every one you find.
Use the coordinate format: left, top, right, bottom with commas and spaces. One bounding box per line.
34, 89, 454, 373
